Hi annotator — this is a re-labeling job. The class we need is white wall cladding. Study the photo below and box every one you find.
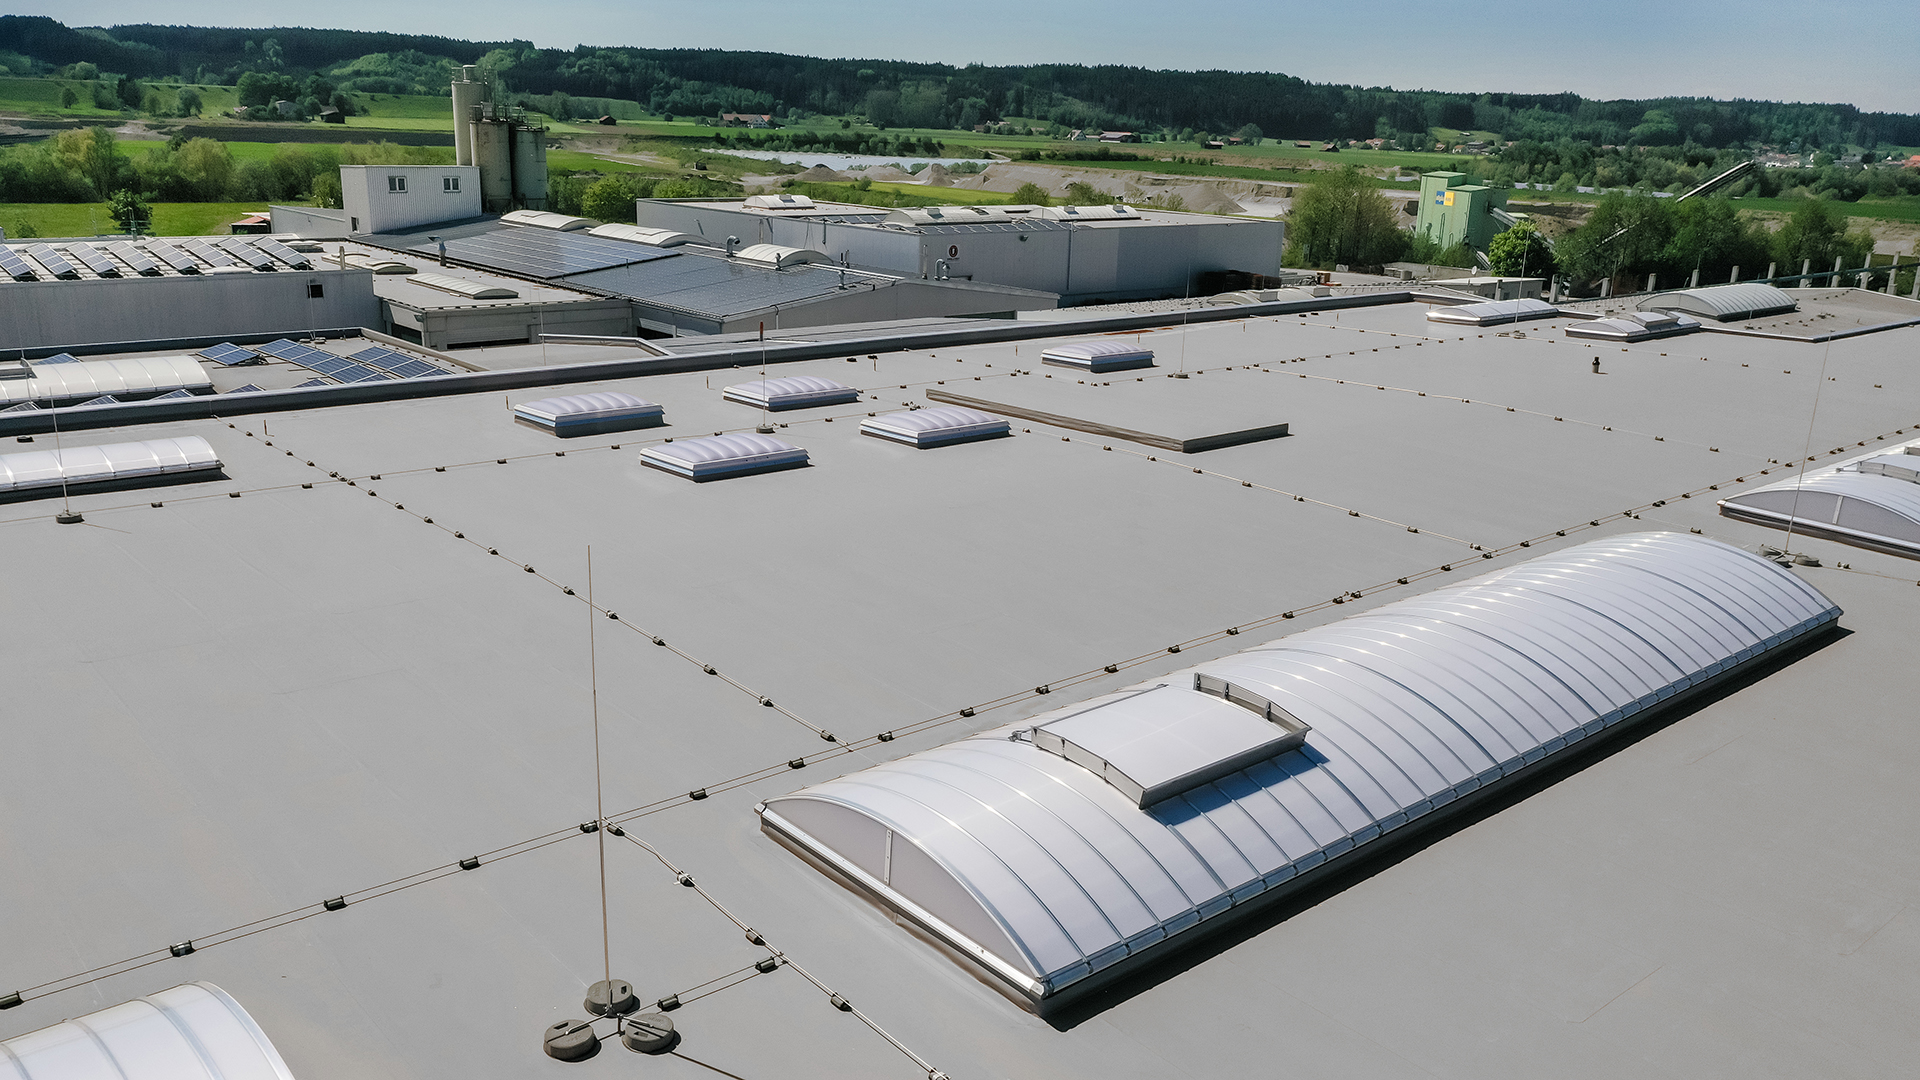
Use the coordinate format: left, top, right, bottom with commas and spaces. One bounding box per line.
760, 533, 1841, 1008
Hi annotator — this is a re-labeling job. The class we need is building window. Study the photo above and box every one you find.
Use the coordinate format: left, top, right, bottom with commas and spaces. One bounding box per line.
308, 282, 325, 299
388, 175, 408, 194
350, 217, 359, 231
443, 176, 460, 193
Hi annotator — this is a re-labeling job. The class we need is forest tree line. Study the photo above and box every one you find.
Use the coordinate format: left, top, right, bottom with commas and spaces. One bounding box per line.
6, 16, 1917, 152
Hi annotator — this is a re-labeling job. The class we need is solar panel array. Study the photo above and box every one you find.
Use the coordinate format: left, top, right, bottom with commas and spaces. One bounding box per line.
413, 229, 676, 280
225, 384, 266, 394
145, 242, 200, 275
181, 239, 238, 268
0, 248, 38, 281
293, 378, 330, 388
252, 237, 312, 270
24, 245, 80, 279
75, 395, 120, 407
2, 402, 39, 413
106, 242, 161, 276
149, 389, 197, 401
351, 346, 445, 379
36, 353, 80, 365
198, 343, 263, 366
217, 238, 277, 271
63, 243, 121, 278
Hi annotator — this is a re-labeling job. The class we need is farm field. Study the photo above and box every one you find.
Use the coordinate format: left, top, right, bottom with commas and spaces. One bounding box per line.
0, 201, 276, 237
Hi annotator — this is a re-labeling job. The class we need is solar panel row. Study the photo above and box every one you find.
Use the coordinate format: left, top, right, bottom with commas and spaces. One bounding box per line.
225, 384, 266, 394
0, 248, 38, 281
63, 243, 121, 278
149, 389, 197, 401
106, 242, 161, 276
181, 239, 237, 268
251, 237, 312, 270
198, 342, 263, 366
217, 239, 276, 271
350, 346, 445, 379
36, 353, 80, 365
24, 245, 80, 280
145, 242, 200, 275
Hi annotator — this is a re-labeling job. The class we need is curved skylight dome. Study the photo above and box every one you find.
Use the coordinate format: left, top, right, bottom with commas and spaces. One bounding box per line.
411, 273, 518, 300
1564, 310, 1701, 341
587, 223, 702, 248
514, 392, 664, 437
0, 982, 296, 1080
501, 210, 599, 231
861, 405, 1011, 447
639, 433, 809, 481
1040, 341, 1156, 373
1640, 282, 1796, 323
1425, 297, 1559, 325
723, 375, 859, 411
744, 193, 818, 211
760, 533, 1839, 1013
733, 244, 828, 269
0, 436, 221, 495
1720, 448, 1920, 559
0, 356, 212, 408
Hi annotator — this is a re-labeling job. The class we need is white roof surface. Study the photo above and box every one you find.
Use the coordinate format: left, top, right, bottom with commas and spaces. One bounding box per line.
0, 436, 219, 493
762, 534, 1840, 1003
0, 356, 211, 407
409, 272, 518, 300
0, 983, 295, 1080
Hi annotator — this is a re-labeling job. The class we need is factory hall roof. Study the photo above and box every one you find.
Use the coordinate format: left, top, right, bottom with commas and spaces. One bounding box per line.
4, 292, 1920, 1080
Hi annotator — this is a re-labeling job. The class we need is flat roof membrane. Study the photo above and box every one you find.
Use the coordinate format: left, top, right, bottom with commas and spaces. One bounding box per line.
760, 533, 1840, 1013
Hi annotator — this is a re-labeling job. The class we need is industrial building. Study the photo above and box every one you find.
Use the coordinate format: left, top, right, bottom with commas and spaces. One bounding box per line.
3, 271, 1919, 1080
631, 196, 1286, 305
1415, 171, 1512, 253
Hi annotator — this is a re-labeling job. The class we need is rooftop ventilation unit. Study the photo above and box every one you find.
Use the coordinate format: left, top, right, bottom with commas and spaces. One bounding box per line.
1564, 310, 1701, 341
0, 982, 298, 1080
1040, 341, 1156, 373
744, 193, 818, 211
501, 209, 600, 231
723, 375, 859, 411
861, 405, 1011, 447
733, 243, 829, 269
1639, 282, 1796, 323
639, 433, 809, 481
587, 223, 702, 247
759, 533, 1841, 1015
514, 392, 665, 437
1857, 452, 1920, 484
0, 436, 221, 496
1029, 683, 1311, 808
410, 272, 520, 300
1425, 297, 1559, 326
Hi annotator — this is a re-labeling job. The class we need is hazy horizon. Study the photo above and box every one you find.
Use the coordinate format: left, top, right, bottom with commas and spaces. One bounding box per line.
14, 0, 1918, 117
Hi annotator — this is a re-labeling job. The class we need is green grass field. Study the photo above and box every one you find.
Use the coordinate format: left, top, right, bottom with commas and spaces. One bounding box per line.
0, 201, 277, 237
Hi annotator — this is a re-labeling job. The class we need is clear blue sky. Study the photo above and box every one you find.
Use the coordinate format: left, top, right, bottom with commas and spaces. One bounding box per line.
24, 0, 1920, 114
